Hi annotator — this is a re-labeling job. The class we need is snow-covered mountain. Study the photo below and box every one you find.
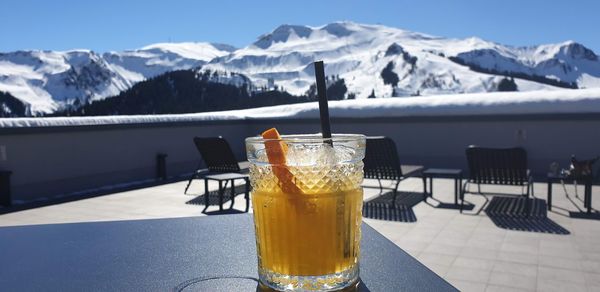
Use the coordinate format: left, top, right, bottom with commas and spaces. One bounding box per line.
1, 21, 599, 115
205, 22, 600, 98
0, 43, 234, 113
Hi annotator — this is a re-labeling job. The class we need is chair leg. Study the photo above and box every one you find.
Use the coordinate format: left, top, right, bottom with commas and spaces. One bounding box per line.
184, 173, 197, 194
525, 183, 531, 217
547, 181, 553, 211
585, 181, 592, 214
185, 162, 203, 194
460, 190, 464, 213
230, 179, 236, 209
245, 178, 250, 213
218, 180, 224, 211
391, 180, 400, 206
454, 178, 458, 205
460, 181, 468, 214
429, 176, 433, 198
203, 178, 209, 213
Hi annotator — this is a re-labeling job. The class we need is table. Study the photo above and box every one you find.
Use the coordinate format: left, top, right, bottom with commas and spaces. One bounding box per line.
203, 172, 249, 212
0, 214, 457, 291
547, 173, 593, 213
422, 168, 463, 206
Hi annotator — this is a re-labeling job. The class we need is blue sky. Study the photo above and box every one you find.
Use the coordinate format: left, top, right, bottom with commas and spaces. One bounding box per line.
1, 0, 599, 53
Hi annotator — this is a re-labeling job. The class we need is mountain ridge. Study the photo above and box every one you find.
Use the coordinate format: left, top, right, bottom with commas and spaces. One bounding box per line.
1, 21, 599, 116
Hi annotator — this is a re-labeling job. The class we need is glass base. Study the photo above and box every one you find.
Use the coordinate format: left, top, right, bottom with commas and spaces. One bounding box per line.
258, 264, 359, 291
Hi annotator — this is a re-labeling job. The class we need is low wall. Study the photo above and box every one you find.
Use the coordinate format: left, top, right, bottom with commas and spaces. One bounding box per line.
1, 113, 599, 203
253, 114, 600, 176
0, 121, 251, 202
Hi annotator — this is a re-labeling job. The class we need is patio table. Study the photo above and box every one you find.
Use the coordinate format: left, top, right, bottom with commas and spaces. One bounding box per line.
547, 173, 593, 213
203, 172, 250, 212
0, 214, 457, 291
422, 168, 463, 206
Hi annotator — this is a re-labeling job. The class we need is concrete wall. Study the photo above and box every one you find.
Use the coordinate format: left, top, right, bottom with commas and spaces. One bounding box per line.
250, 114, 600, 176
0, 121, 252, 202
1, 113, 599, 202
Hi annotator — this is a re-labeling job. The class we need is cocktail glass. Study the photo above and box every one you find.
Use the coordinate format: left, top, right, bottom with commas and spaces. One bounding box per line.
246, 134, 366, 291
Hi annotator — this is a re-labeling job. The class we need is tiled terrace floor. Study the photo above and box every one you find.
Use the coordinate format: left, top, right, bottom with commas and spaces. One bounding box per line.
1, 178, 599, 292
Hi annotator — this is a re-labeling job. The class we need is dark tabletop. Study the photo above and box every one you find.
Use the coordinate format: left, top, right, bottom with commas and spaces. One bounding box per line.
0, 214, 457, 292
423, 168, 463, 177
547, 172, 593, 182
204, 172, 249, 180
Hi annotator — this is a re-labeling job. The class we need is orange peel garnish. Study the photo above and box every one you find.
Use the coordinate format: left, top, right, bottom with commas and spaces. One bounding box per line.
261, 128, 303, 194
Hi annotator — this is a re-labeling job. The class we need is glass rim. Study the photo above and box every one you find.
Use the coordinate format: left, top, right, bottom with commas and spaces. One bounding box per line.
245, 133, 366, 144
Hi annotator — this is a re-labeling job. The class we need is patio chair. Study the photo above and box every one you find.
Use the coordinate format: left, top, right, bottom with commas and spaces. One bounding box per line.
461, 145, 533, 215
184, 137, 250, 212
363, 136, 425, 206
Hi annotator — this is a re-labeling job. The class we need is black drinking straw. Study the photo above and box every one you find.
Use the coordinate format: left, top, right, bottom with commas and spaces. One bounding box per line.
316, 61, 349, 256
314, 61, 333, 145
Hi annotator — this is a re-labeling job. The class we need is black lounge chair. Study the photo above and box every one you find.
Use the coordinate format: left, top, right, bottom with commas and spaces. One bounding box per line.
363, 137, 425, 206
184, 137, 250, 212
461, 145, 533, 215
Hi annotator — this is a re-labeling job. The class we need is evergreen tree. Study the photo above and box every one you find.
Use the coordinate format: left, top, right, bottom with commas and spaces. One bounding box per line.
0, 91, 28, 117
50, 70, 317, 116
368, 89, 376, 99
497, 77, 518, 92
326, 79, 348, 100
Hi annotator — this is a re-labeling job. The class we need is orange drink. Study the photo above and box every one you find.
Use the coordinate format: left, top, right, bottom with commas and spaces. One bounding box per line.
246, 131, 366, 291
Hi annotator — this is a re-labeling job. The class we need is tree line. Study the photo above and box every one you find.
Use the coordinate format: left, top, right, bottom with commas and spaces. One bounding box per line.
50, 70, 349, 116
0, 91, 28, 117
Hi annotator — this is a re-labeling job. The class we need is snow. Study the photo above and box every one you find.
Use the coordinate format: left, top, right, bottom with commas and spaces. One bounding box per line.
206, 21, 600, 100
2, 88, 599, 128
1, 21, 599, 115
140, 42, 234, 61
0, 44, 235, 114
0, 76, 57, 113
579, 73, 600, 88
0, 61, 37, 76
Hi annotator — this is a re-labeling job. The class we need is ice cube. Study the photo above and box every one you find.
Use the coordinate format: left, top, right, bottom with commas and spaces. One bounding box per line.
314, 143, 337, 165
284, 141, 355, 166
252, 134, 358, 166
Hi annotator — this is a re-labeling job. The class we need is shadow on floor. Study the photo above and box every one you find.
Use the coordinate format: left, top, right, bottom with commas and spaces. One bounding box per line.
186, 193, 232, 206
484, 196, 570, 234
185, 185, 248, 206
0, 176, 187, 215
425, 197, 475, 211
569, 211, 600, 220
203, 209, 247, 216
186, 185, 249, 215
560, 188, 600, 220
362, 191, 424, 222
